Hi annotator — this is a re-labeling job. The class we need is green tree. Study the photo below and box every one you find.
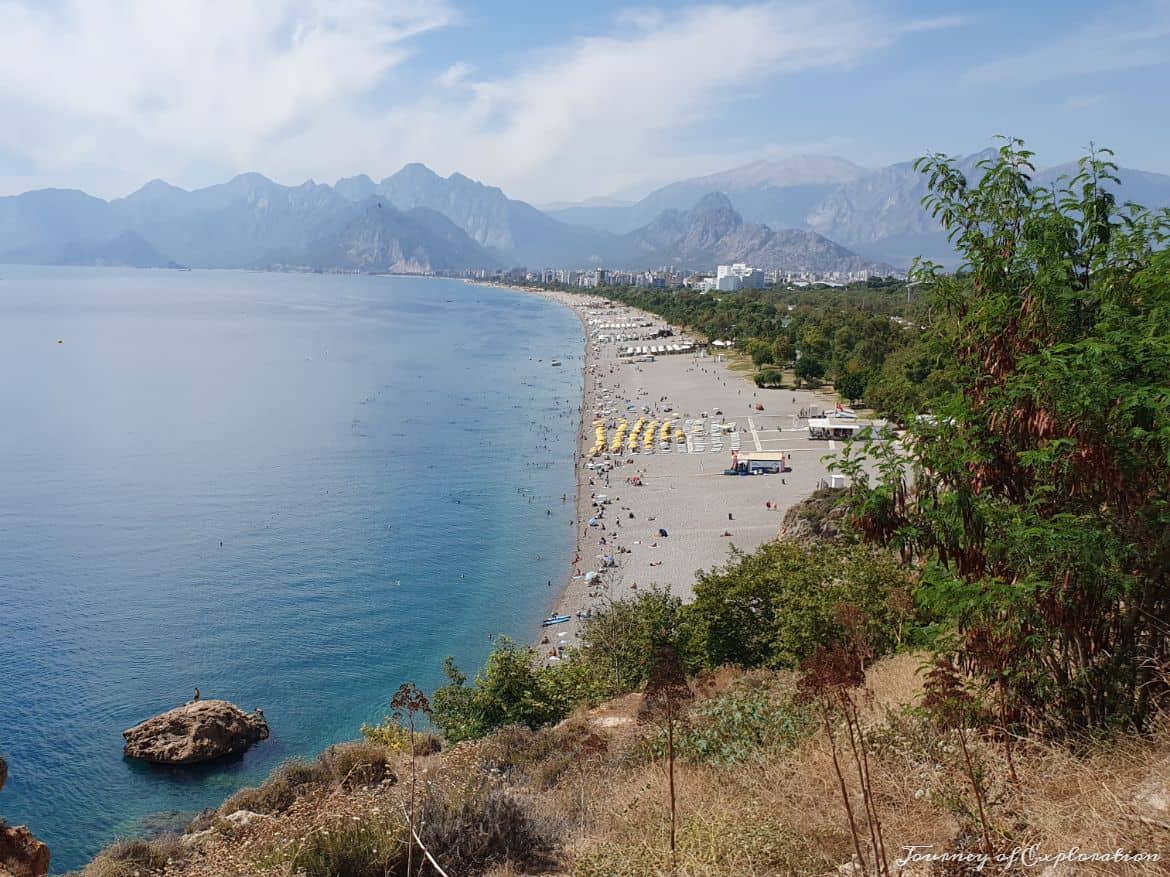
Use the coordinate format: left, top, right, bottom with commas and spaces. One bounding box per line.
686, 542, 915, 670
793, 355, 825, 387
754, 367, 785, 388
746, 338, 775, 367
578, 586, 687, 691
852, 139, 1170, 732
836, 371, 868, 405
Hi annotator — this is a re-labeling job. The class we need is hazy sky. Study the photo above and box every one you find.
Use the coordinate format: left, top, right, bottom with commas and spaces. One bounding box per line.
1, 0, 1168, 202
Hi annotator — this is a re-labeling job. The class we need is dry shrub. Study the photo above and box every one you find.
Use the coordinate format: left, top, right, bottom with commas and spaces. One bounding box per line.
218, 757, 329, 817
417, 779, 564, 874
479, 717, 611, 790
216, 745, 393, 821
412, 731, 443, 757
361, 718, 443, 756
862, 652, 926, 717
279, 813, 408, 877
569, 770, 845, 877
319, 740, 396, 788
999, 715, 1170, 874
565, 657, 960, 877
82, 835, 185, 876
219, 779, 298, 818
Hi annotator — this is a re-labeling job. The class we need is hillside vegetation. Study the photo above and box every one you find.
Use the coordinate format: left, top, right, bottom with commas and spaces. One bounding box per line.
77, 142, 1170, 875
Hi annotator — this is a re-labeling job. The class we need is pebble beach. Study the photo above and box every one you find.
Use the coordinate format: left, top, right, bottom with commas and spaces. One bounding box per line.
492, 286, 852, 655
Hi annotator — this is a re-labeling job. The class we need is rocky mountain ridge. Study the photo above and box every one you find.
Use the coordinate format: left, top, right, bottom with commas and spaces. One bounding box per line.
549, 150, 1170, 267
0, 166, 886, 275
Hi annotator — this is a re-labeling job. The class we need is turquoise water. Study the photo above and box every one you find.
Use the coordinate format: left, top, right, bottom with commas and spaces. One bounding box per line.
0, 266, 582, 872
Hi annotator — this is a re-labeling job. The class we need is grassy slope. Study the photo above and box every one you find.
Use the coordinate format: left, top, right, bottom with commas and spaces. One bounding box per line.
80, 655, 1170, 877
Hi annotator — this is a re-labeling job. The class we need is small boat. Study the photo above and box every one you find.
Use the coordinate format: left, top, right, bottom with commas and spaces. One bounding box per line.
541, 614, 572, 627
550, 359, 562, 367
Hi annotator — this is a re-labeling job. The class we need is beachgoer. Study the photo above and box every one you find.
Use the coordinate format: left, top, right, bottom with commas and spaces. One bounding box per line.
193, 688, 201, 702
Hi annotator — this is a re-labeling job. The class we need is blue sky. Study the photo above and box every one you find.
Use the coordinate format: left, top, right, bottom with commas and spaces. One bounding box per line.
0, 0, 1167, 202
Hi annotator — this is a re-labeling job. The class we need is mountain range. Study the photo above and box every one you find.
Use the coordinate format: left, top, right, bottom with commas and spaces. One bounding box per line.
547, 153, 1170, 268
3, 151, 1169, 275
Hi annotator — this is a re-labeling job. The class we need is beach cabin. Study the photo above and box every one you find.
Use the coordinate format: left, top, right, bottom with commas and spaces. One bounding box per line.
728, 451, 786, 474
808, 418, 865, 440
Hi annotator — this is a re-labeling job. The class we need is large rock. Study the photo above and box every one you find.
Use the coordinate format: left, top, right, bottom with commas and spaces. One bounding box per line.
0, 827, 49, 877
122, 700, 269, 765
778, 487, 851, 544
0, 756, 50, 877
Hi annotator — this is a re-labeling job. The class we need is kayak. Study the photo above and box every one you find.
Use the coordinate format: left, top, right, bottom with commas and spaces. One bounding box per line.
542, 614, 572, 627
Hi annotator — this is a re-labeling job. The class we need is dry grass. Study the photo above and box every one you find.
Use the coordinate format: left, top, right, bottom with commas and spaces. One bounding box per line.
87, 656, 1170, 876
81, 835, 187, 876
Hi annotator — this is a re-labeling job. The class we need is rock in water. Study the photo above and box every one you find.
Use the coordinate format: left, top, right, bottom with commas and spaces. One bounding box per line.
0, 826, 50, 877
122, 700, 269, 765
0, 756, 50, 877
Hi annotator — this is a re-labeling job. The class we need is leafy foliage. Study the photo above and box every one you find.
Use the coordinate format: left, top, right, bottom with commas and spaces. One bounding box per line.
686, 542, 919, 670
431, 638, 610, 742
577, 586, 688, 691
662, 674, 814, 766
851, 139, 1170, 732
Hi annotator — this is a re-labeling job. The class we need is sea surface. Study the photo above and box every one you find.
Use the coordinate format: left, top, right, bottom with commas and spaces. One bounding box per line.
0, 266, 582, 872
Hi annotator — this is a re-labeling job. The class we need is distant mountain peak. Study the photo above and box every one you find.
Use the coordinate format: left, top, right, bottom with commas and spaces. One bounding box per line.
130, 178, 187, 198
229, 171, 275, 186
693, 191, 737, 213
389, 162, 441, 183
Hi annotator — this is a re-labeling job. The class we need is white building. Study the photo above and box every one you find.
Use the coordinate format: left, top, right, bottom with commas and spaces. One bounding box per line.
715, 263, 765, 291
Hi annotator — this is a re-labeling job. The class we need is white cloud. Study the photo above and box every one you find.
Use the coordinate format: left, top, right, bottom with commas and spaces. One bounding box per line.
331, 0, 960, 201
0, 0, 958, 200
437, 62, 474, 88
0, 0, 456, 194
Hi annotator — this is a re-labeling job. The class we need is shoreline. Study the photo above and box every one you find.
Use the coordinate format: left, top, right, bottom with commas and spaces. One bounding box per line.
482, 282, 846, 655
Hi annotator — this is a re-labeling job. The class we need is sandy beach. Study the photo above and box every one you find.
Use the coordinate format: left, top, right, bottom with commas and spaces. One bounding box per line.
488, 284, 851, 654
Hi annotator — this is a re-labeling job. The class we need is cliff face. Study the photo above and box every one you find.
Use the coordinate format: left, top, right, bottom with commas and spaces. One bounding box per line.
777, 486, 851, 544
0, 757, 50, 877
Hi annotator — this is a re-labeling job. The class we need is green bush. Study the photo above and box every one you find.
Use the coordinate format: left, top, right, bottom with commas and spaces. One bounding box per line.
793, 355, 825, 387
665, 674, 814, 766
577, 586, 689, 691
753, 367, 786, 388
431, 632, 622, 742
685, 542, 918, 670
360, 718, 442, 756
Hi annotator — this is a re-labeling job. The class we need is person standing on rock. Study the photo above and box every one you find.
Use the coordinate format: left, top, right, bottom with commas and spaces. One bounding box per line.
193, 687, 201, 702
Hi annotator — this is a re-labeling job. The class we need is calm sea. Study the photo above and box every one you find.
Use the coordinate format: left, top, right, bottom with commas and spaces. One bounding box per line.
0, 266, 582, 872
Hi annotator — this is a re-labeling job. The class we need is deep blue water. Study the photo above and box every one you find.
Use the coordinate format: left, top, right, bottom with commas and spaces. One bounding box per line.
0, 266, 582, 872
